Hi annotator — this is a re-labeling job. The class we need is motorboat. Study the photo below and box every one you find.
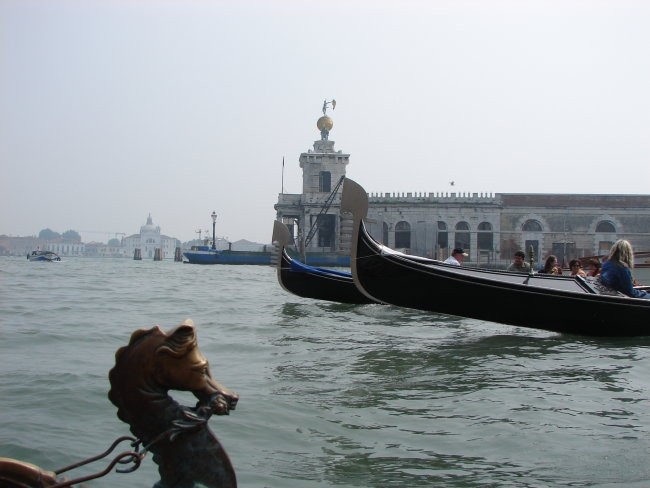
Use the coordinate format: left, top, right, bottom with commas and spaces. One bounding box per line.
28, 250, 61, 262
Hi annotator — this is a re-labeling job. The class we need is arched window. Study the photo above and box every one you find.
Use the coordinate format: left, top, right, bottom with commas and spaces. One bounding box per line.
522, 219, 542, 262
455, 221, 470, 251
477, 221, 493, 250
478, 222, 492, 230
395, 221, 411, 249
522, 220, 543, 232
382, 222, 389, 245
596, 221, 616, 233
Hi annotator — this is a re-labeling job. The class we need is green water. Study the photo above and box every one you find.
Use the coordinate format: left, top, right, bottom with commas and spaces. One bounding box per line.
2, 258, 650, 487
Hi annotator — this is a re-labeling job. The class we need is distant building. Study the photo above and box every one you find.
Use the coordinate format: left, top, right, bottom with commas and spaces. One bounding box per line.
0, 235, 84, 257
0, 235, 44, 257
85, 241, 127, 258
230, 239, 271, 252
46, 241, 85, 257
275, 105, 650, 267
123, 214, 178, 260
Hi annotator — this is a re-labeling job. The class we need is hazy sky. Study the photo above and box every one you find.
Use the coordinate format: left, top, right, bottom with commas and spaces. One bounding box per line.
2, 0, 649, 244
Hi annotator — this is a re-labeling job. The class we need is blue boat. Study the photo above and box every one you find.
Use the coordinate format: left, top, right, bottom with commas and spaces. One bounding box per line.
183, 242, 351, 267
28, 250, 61, 262
183, 246, 273, 265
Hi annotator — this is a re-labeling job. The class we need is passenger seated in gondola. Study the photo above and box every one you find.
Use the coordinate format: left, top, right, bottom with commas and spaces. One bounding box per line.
507, 250, 531, 273
569, 259, 587, 277
539, 255, 562, 275
600, 239, 650, 299
444, 248, 467, 266
585, 258, 602, 277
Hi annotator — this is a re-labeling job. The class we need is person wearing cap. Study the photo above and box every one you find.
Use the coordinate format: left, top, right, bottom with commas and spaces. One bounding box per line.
444, 248, 468, 266
507, 250, 531, 273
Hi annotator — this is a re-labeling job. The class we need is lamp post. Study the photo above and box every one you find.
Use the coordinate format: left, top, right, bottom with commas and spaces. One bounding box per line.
211, 211, 217, 250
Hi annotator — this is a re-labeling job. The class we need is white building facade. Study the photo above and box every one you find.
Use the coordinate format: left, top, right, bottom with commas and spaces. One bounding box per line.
46, 242, 85, 256
123, 215, 178, 260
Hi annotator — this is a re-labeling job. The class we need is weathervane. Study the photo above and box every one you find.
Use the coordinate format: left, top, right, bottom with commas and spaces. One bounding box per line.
322, 99, 336, 115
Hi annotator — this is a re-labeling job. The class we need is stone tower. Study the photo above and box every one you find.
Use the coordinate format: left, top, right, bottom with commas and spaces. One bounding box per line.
275, 100, 350, 255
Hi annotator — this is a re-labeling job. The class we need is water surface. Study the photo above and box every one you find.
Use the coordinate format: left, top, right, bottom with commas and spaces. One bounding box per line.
2, 258, 650, 487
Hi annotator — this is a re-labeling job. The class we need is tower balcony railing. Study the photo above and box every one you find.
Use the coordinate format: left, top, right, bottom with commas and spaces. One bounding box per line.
277, 193, 302, 206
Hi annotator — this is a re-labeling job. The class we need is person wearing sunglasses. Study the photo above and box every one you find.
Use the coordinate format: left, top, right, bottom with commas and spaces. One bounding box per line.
569, 259, 587, 277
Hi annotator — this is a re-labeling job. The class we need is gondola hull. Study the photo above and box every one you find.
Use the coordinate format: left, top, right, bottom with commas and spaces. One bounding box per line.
272, 220, 375, 305
277, 248, 375, 304
341, 178, 650, 337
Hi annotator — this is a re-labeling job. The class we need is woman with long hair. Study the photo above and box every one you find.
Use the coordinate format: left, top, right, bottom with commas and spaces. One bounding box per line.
539, 255, 562, 275
600, 239, 649, 299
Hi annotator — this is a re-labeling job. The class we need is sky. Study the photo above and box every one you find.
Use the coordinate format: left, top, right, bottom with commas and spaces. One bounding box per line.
2, 0, 650, 244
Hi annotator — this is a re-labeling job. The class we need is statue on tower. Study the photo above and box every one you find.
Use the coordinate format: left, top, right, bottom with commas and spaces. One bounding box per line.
318, 99, 336, 140
322, 99, 336, 115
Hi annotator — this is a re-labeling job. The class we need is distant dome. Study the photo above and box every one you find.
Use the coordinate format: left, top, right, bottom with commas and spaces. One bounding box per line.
140, 214, 158, 234
317, 116, 333, 132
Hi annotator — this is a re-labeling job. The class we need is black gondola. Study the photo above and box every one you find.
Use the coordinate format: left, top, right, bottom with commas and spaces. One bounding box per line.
340, 178, 650, 337
271, 220, 375, 305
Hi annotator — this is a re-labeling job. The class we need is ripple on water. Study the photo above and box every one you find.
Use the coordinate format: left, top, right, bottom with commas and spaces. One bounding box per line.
3, 257, 650, 487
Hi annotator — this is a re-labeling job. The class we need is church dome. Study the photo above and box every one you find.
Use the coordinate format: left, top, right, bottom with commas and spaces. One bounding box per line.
317, 116, 333, 132
140, 214, 158, 234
